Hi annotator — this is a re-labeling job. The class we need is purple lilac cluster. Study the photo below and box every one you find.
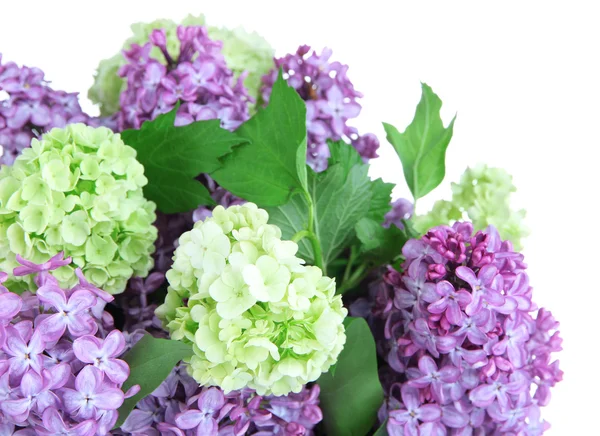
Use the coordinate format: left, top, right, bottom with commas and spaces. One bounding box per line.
355, 223, 562, 435
118, 362, 322, 436
0, 54, 89, 165
117, 26, 251, 131
0, 253, 137, 435
261, 45, 379, 172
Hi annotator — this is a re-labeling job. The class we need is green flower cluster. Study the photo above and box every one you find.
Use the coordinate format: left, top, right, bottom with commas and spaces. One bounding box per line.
414, 164, 528, 249
156, 203, 347, 396
88, 14, 274, 115
0, 124, 157, 293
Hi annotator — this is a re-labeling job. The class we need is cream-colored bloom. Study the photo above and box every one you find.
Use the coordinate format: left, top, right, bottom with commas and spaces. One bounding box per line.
156, 203, 347, 395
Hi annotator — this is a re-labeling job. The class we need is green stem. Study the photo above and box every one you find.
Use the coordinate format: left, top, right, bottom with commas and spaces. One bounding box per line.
343, 246, 357, 283
291, 230, 311, 243
303, 190, 324, 272
338, 263, 369, 294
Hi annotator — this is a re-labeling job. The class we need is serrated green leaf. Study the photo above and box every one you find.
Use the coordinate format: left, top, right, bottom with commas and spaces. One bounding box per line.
327, 139, 363, 174
267, 191, 314, 261
141, 169, 213, 214
120, 107, 246, 213
318, 317, 384, 436
367, 178, 395, 223
355, 217, 408, 264
114, 335, 194, 429
211, 70, 308, 206
267, 145, 371, 272
383, 83, 455, 200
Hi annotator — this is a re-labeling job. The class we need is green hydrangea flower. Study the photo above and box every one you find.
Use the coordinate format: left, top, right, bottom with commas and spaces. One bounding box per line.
0, 124, 157, 294
88, 14, 274, 116
156, 203, 347, 396
414, 164, 528, 250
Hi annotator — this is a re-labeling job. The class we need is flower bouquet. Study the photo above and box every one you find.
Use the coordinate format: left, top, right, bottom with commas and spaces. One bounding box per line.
0, 13, 562, 436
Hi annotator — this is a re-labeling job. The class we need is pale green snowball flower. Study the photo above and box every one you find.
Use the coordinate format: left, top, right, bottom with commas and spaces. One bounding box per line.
88, 14, 274, 115
156, 203, 347, 396
414, 164, 529, 250
0, 124, 158, 294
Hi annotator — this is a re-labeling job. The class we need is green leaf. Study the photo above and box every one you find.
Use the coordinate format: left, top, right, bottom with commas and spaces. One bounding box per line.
318, 317, 384, 436
114, 335, 194, 429
267, 191, 314, 261
373, 421, 389, 436
355, 217, 408, 264
121, 107, 246, 213
383, 83, 455, 200
268, 143, 372, 272
367, 178, 395, 223
327, 139, 363, 174
211, 70, 308, 206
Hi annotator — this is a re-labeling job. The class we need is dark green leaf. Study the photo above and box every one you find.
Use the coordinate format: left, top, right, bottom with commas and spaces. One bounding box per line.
383, 83, 455, 200
121, 107, 246, 213
318, 317, 384, 436
114, 335, 194, 429
355, 217, 408, 265
373, 421, 389, 436
211, 70, 308, 206
142, 170, 213, 215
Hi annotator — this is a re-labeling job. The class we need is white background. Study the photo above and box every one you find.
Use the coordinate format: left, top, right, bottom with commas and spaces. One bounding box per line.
1, 1, 598, 433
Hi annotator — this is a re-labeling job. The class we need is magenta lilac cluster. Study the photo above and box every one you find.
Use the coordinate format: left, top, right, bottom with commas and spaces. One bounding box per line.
117, 26, 251, 131
0, 254, 138, 435
119, 361, 322, 436
0, 54, 89, 165
362, 223, 562, 435
261, 45, 379, 172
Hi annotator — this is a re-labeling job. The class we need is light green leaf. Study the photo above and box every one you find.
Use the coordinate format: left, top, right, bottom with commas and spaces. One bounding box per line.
383, 83, 455, 200
318, 317, 384, 436
211, 70, 308, 206
121, 107, 247, 213
114, 335, 194, 429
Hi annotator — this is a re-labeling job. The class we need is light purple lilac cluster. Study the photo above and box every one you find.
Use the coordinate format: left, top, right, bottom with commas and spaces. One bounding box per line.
118, 361, 322, 436
0, 54, 89, 165
354, 223, 562, 435
117, 26, 251, 131
261, 45, 379, 172
0, 253, 137, 435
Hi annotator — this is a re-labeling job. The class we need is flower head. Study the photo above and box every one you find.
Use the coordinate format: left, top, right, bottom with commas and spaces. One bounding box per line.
0, 256, 135, 434
88, 15, 273, 116
0, 123, 158, 294
156, 203, 347, 395
364, 222, 562, 434
117, 25, 251, 132
122, 357, 323, 435
261, 45, 379, 172
0, 55, 90, 165
414, 165, 529, 249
